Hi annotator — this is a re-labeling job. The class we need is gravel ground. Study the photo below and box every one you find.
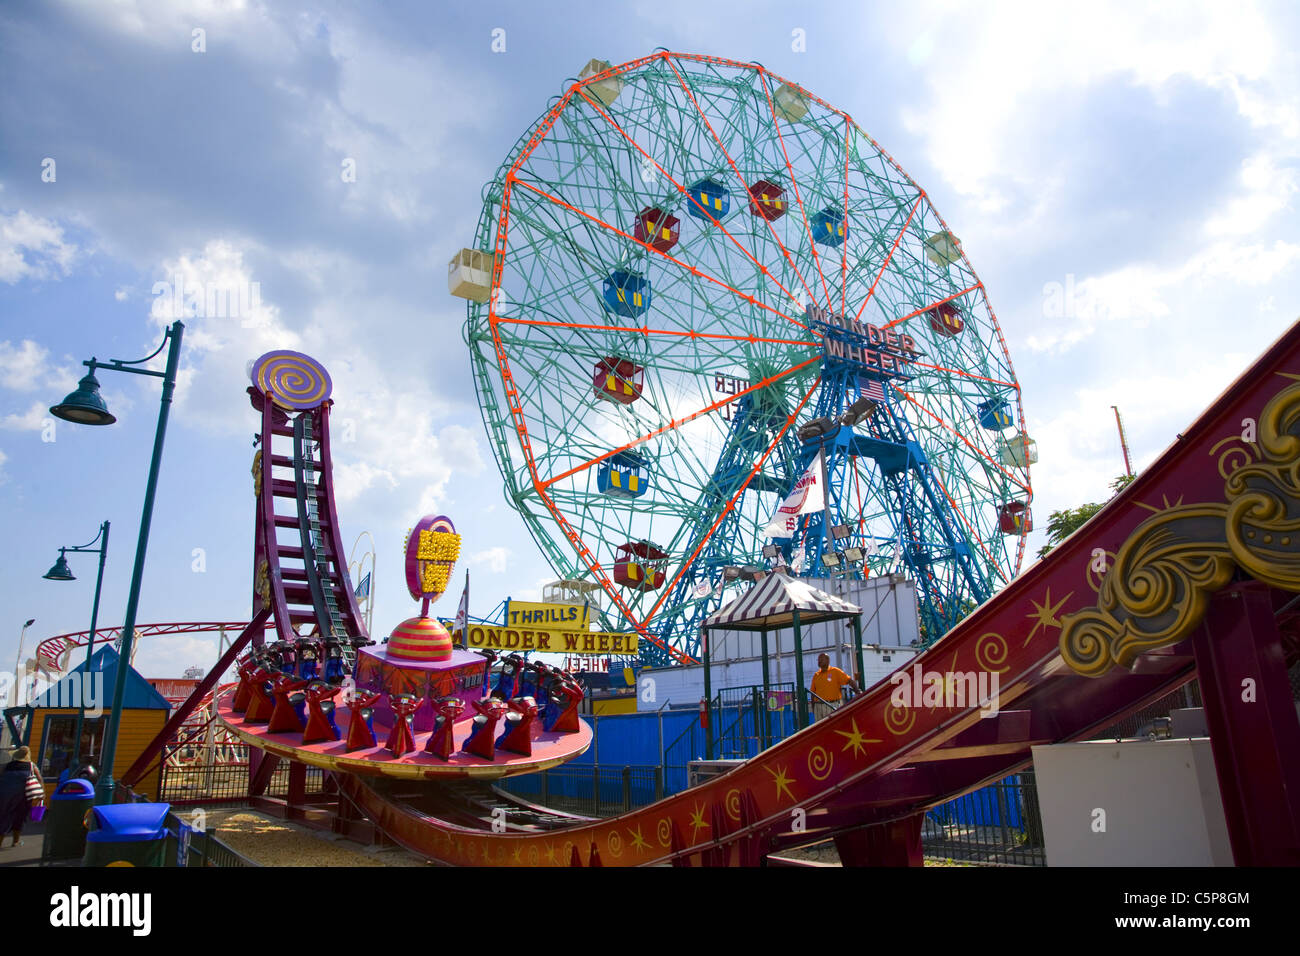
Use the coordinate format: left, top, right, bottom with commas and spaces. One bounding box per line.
202, 809, 429, 867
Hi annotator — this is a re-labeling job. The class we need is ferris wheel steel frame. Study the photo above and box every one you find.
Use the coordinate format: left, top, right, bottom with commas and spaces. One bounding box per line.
463, 52, 1032, 666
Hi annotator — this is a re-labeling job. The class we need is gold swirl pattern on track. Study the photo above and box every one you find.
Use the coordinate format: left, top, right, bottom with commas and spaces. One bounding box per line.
974, 632, 1009, 673
807, 745, 833, 781
657, 817, 672, 847
725, 789, 741, 821
606, 830, 623, 858
885, 702, 916, 736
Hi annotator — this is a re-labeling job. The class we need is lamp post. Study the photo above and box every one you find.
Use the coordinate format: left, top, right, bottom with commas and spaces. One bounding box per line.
43, 521, 110, 768
9, 619, 35, 709
49, 320, 184, 803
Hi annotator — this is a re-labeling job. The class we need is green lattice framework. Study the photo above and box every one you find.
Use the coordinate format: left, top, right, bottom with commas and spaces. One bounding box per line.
463, 52, 1031, 665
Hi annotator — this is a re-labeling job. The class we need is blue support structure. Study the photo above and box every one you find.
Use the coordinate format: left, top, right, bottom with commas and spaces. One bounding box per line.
639, 386, 802, 666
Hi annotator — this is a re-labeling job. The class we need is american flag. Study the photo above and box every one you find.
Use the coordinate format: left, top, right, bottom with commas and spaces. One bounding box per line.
860, 378, 887, 403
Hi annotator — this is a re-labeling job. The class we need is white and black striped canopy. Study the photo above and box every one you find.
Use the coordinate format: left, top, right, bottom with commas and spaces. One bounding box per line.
704, 572, 861, 632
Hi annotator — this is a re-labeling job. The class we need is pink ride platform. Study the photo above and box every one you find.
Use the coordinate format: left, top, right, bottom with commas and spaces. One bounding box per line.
215, 688, 592, 779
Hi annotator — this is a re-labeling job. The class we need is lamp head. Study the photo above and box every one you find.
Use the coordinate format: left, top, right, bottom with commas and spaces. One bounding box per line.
50, 371, 116, 426
43, 551, 76, 581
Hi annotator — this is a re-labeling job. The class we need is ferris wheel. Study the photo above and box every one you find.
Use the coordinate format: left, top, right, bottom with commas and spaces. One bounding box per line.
454, 52, 1034, 666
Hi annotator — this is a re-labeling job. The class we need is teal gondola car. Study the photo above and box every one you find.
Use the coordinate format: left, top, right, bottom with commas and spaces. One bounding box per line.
597, 451, 649, 499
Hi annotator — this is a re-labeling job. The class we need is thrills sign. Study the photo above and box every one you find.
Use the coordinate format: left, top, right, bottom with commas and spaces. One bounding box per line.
505, 601, 589, 628
466, 624, 638, 656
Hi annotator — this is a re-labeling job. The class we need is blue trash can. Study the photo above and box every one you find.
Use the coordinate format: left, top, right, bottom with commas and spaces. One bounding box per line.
82, 802, 172, 867
42, 778, 95, 861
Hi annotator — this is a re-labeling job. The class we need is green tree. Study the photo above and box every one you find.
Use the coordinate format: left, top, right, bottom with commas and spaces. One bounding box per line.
1037, 474, 1136, 559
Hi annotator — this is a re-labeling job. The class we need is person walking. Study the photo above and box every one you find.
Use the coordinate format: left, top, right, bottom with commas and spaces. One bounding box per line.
809, 653, 859, 721
0, 745, 44, 848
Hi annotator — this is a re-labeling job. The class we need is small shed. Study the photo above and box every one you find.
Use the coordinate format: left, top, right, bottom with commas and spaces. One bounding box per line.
23, 645, 170, 800
702, 572, 862, 752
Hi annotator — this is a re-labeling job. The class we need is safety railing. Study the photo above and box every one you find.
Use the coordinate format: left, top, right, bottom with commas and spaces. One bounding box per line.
496, 764, 662, 817
922, 772, 1045, 866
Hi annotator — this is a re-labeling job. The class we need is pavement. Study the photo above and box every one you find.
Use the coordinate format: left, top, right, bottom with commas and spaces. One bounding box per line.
0, 818, 81, 867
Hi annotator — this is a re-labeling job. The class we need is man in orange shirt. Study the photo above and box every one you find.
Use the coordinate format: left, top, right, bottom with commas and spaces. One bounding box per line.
809, 653, 859, 721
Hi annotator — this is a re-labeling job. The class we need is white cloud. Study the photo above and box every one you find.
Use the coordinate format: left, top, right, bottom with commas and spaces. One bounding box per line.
896, 2, 1285, 200
1024, 240, 1300, 354
469, 546, 510, 573
0, 210, 77, 284
0, 340, 51, 390
0, 400, 50, 431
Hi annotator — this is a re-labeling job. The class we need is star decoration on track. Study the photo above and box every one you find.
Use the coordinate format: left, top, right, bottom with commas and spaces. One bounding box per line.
544, 843, 556, 864
766, 763, 797, 804
1025, 587, 1074, 647
512, 845, 522, 863
628, 823, 650, 853
1134, 493, 1185, 514
833, 718, 880, 758
689, 802, 710, 841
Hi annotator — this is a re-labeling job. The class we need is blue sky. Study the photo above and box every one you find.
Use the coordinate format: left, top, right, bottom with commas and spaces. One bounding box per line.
2, 0, 1298, 680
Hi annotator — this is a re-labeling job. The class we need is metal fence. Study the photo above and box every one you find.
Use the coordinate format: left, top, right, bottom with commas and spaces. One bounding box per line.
497, 764, 662, 817
161, 811, 259, 867
923, 772, 1046, 866
160, 743, 327, 803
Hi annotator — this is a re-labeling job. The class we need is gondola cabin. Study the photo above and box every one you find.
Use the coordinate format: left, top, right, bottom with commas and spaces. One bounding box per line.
999, 432, 1039, 468
596, 451, 649, 499
774, 83, 810, 123
687, 178, 730, 222
613, 541, 668, 591
999, 501, 1032, 534
593, 356, 644, 405
813, 207, 848, 246
748, 180, 787, 221
578, 58, 624, 107
602, 270, 652, 318
448, 248, 493, 303
928, 302, 964, 337
924, 231, 962, 267
977, 398, 1014, 430
634, 207, 680, 253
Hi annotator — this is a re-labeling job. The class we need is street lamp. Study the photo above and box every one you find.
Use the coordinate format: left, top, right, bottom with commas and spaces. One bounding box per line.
49, 319, 184, 803
42, 521, 110, 768
9, 619, 35, 708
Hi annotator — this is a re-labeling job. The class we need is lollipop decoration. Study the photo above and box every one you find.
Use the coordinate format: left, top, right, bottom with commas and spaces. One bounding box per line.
249, 349, 333, 410
404, 514, 462, 614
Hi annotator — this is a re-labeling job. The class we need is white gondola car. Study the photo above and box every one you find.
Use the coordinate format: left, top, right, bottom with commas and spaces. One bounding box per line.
448, 248, 493, 303
579, 59, 624, 107
774, 83, 809, 123
1000, 432, 1039, 468
924, 231, 962, 267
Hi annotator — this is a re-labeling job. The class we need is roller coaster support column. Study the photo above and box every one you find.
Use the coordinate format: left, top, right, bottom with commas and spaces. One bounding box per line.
834, 813, 925, 867
702, 627, 712, 761
1191, 582, 1300, 865
792, 609, 807, 729
852, 616, 865, 698
760, 628, 771, 750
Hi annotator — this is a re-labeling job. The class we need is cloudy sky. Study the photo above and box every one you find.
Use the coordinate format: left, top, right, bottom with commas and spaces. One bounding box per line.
1, 0, 1298, 681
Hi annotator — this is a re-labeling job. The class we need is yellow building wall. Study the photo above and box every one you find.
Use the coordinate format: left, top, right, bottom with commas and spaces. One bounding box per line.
28, 708, 166, 802
592, 696, 637, 716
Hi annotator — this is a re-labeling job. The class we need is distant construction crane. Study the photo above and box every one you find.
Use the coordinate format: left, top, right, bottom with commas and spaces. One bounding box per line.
1111, 405, 1133, 477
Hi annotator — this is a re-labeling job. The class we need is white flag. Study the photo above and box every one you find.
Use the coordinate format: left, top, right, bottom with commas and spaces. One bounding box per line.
763, 451, 825, 539
452, 570, 469, 645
